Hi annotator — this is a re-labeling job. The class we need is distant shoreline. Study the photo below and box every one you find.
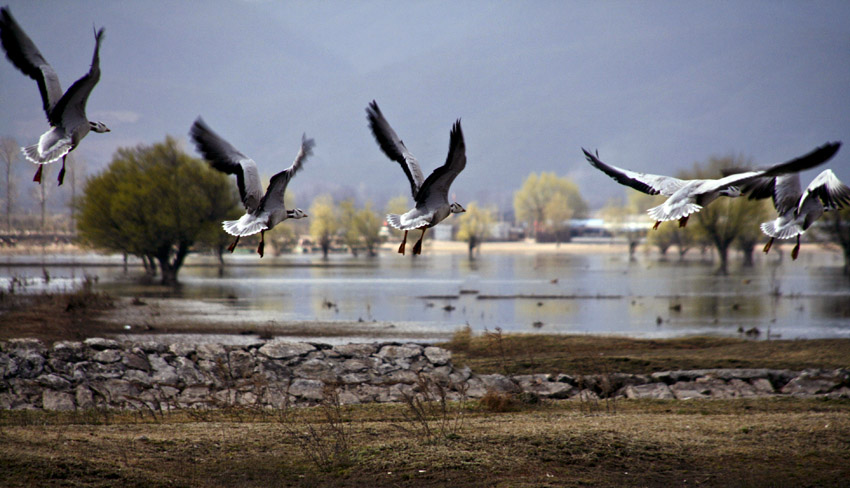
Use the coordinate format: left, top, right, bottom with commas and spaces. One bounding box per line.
0, 239, 841, 261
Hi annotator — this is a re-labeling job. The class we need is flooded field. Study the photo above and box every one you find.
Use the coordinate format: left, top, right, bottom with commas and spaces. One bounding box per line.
2, 244, 850, 343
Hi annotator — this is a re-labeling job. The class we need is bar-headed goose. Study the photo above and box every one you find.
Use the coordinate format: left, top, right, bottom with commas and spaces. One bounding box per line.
190, 117, 314, 258
582, 142, 841, 230
735, 169, 850, 259
0, 7, 109, 186
366, 100, 466, 255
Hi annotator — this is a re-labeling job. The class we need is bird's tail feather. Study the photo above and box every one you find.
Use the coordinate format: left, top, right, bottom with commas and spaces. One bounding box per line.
647, 203, 702, 222
22, 144, 67, 165
760, 220, 803, 240
386, 214, 403, 230
222, 214, 267, 237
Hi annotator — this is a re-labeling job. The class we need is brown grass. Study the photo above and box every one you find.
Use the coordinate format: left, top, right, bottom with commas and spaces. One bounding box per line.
1, 398, 848, 487
441, 333, 850, 376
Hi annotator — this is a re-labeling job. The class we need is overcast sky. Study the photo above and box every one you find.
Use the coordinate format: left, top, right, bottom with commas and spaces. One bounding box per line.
1, 0, 848, 212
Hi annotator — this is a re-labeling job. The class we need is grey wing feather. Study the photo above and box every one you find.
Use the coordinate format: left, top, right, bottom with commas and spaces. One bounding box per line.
366, 100, 425, 198
582, 148, 685, 196
416, 119, 466, 208
50, 28, 104, 130
0, 7, 63, 117
259, 134, 314, 212
770, 174, 803, 214
190, 117, 263, 213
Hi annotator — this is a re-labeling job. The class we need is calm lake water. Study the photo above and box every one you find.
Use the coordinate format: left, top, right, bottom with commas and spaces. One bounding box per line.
3, 247, 850, 342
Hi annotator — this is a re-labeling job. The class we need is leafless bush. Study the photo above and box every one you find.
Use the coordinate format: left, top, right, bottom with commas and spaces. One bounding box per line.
397, 373, 467, 442
276, 382, 353, 471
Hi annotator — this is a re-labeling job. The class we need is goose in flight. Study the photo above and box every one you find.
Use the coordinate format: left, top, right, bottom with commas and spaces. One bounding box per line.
366, 100, 466, 255
190, 117, 314, 258
735, 169, 850, 260
0, 7, 109, 186
582, 142, 841, 230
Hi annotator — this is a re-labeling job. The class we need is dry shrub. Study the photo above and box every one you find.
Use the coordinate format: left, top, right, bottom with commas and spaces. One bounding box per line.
448, 325, 473, 352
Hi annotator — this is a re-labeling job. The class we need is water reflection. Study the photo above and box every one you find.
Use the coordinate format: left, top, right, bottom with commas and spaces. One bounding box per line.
2, 250, 849, 341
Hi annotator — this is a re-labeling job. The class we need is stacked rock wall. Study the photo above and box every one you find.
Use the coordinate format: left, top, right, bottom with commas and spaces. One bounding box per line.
1, 338, 848, 411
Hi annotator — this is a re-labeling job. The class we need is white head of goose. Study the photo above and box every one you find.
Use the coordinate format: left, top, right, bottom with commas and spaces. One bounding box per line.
190, 117, 314, 258
583, 142, 841, 230
366, 100, 466, 255
0, 7, 110, 186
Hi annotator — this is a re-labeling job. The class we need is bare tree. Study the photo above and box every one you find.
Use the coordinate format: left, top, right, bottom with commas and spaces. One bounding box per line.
66, 154, 87, 232
0, 137, 18, 231
30, 165, 51, 231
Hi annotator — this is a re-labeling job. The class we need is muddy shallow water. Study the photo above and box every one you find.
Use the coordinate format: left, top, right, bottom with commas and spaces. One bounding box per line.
3, 246, 850, 344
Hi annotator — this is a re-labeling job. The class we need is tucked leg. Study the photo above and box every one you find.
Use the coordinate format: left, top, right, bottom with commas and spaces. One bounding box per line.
257, 230, 265, 258
33, 165, 43, 184
763, 237, 774, 254
398, 230, 408, 255
678, 215, 689, 228
57, 157, 67, 186
227, 235, 240, 253
412, 228, 427, 255
791, 235, 800, 260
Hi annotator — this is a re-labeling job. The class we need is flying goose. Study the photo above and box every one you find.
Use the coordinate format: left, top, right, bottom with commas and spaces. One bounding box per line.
0, 7, 109, 186
735, 169, 850, 260
582, 142, 841, 229
366, 100, 466, 255
190, 117, 314, 258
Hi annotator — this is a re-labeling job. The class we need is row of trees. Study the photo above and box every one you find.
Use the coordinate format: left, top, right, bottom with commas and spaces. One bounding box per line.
5, 134, 850, 282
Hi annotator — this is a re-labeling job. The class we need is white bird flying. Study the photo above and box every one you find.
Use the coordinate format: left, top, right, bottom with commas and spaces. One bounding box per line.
0, 7, 110, 186
582, 142, 841, 230
366, 100, 467, 255
736, 169, 850, 259
190, 117, 314, 258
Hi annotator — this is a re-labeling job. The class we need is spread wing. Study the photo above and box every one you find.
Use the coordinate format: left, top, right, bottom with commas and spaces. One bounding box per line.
415, 119, 465, 208
366, 100, 425, 198
803, 169, 850, 211
709, 141, 842, 198
0, 7, 63, 118
190, 117, 263, 213
258, 134, 314, 212
582, 148, 686, 196
758, 141, 842, 177
49, 27, 104, 130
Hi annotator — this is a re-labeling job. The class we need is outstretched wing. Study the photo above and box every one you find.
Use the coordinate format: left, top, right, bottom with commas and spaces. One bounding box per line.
190, 117, 263, 213
366, 100, 425, 198
803, 169, 850, 211
415, 119, 465, 208
708, 141, 843, 196
0, 7, 63, 117
259, 134, 315, 212
759, 142, 842, 177
49, 27, 104, 130
582, 148, 686, 196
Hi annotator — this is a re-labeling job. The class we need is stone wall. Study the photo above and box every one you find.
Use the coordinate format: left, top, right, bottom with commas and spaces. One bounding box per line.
1, 338, 848, 411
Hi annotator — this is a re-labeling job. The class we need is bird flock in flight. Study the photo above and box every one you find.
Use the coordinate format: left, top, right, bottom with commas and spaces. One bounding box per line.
1, 6, 847, 260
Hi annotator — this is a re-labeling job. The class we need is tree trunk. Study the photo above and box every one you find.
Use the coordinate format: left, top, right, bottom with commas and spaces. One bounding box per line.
156, 242, 190, 285
468, 235, 478, 259
716, 244, 730, 275
320, 235, 330, 259
740, 243, 755, 267
844, 246, 850, 276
